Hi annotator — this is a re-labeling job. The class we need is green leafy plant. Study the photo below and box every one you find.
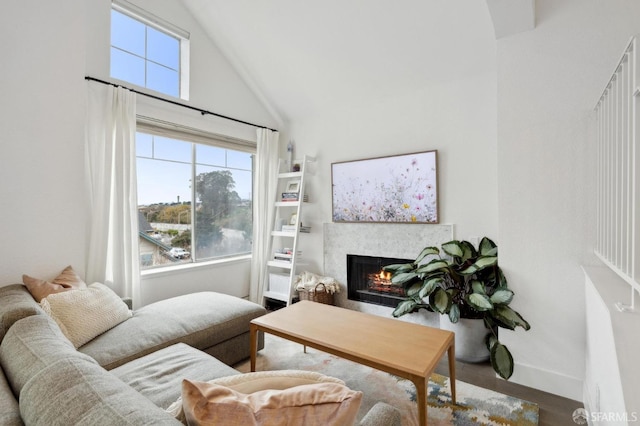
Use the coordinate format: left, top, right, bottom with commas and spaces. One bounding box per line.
383, 237, 530, 380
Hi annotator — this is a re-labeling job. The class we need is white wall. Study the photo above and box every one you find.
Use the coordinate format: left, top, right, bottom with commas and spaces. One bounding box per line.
496, 0, 640, 400
289, 71, 498, 277
1, 0, 279, 305
139, 257, 251, 305
287, 45, 499, 331
0, 0, 88, 284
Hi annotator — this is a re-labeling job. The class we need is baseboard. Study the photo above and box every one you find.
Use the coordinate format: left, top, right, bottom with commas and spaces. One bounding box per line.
508, 361, 584, 402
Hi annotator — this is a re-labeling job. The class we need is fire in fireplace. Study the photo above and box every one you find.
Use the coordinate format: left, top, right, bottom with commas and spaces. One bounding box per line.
346, 254, 413, 308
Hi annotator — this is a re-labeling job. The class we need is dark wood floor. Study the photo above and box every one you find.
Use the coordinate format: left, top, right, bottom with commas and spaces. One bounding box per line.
433, 357, 583, 426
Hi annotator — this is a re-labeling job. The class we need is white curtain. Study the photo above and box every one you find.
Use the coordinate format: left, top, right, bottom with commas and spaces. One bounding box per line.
85, 82, 140, 307
249, 129, 280, 304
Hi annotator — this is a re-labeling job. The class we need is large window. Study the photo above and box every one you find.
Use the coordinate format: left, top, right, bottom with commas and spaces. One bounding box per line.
110, 1, 189, 99
136, 131, 254, 269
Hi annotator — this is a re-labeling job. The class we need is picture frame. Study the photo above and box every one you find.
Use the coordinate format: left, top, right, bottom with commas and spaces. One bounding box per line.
331, 150, 438, 223
285, 180, 300, 193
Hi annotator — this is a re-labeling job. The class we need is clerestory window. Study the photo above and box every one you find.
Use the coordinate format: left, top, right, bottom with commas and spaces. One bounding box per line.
110, 1, 190, 99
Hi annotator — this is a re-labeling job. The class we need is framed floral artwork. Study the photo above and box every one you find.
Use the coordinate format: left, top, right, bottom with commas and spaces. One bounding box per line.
331, 150, 438, 223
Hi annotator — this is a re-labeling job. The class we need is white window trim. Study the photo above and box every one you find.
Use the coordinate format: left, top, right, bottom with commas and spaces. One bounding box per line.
112, 0, 189, 40
136, 115, 256, 153
141, 254, 251, 279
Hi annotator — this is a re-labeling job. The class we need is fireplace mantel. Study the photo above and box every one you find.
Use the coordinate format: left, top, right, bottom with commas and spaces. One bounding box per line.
323, 222, 453, 324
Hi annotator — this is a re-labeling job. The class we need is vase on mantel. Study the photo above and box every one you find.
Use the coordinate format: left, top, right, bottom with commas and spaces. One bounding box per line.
439, 315, 490, 363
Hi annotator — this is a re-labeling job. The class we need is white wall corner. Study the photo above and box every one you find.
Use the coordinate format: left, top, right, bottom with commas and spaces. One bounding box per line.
509, 362, 583, 402
485, 0, 535, 39
181, 1, 286, 129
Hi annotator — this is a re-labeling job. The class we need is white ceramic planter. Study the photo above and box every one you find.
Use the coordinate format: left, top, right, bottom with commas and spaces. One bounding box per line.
439, 315, 490, 363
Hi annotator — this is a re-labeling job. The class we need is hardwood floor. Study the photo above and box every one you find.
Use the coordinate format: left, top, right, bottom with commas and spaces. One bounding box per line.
433, 357, 583, 426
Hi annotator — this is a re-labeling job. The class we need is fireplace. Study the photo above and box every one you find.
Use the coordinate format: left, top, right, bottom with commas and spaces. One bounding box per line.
347, 254, 413, 308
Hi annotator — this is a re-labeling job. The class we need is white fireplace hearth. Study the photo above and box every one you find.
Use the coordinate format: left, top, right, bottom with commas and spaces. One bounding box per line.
323, 222, 453, 327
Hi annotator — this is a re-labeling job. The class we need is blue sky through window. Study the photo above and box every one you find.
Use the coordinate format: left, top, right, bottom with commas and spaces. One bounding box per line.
136, 134, 253, 206
110, 9, 179, 97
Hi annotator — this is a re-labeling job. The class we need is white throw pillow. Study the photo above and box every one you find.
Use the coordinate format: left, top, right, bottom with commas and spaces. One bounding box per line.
40, 282, 132, 348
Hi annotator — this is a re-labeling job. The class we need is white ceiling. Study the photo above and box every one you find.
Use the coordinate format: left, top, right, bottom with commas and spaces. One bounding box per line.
486, 0, 535, 39
183, 1, 535, 125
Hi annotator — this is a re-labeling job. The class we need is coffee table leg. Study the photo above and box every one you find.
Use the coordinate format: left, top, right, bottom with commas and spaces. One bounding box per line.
250, 325, 257, 372
414, 377, 427, 426
448, 342, 456, 404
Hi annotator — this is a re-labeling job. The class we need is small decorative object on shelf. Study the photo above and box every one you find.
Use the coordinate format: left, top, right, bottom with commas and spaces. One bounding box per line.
287, 141, 294, 172
273, 248, 301, 263
286, 181, 300, 193
281, 192, 299, 202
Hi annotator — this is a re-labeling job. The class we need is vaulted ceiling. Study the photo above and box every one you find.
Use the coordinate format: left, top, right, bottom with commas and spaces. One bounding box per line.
183, 0, 535, 125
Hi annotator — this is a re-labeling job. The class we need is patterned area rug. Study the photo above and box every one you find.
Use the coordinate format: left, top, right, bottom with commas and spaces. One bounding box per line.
237, 334, 539, 426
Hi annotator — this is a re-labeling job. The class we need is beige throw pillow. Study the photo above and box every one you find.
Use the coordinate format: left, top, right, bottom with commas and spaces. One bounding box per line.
23, 265, 87, 302
175, 370, 362, 426
40, 282, 132, 348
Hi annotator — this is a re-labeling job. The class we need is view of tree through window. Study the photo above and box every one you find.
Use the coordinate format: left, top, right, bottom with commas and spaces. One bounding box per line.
137, 133, 253, 269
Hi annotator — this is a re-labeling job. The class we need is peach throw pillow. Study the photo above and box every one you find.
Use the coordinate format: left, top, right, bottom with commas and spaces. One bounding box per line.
181, 378, 362, 426
22, 265, 87, 302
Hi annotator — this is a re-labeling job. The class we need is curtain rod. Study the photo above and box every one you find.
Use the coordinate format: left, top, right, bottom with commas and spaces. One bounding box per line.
85, 76, 277, 132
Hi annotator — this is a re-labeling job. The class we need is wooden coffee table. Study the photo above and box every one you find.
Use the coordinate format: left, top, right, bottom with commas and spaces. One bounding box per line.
250, 300, 456, 426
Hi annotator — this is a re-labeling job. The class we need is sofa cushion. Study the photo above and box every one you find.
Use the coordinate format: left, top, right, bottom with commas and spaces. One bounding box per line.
181, 377, 363, 426
111, 343, 240, 409
19, 357, 180, 426
0, 284, 43, 342
79, 292, 266, 370
22, 265, 87, 302
40, 282, 132, 348
0, 315, 97, 397
0, 365, 22, 426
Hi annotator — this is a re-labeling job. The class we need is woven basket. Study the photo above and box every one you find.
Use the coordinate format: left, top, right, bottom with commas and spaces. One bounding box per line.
297, 283, 334, 305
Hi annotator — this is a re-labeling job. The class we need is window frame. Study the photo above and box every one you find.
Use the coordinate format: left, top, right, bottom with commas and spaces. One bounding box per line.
136, 116, 256, 271
111, 0, 190, 100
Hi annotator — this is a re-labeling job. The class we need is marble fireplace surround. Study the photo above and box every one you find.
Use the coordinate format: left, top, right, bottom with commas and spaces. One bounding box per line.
323, 222, 453, 326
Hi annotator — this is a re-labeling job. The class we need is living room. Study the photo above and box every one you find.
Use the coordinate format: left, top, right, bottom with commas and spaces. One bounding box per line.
2, 0, 639, 423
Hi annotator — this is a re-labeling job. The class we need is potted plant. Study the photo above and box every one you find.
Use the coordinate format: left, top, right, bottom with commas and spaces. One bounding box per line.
383, 237, 530, 380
